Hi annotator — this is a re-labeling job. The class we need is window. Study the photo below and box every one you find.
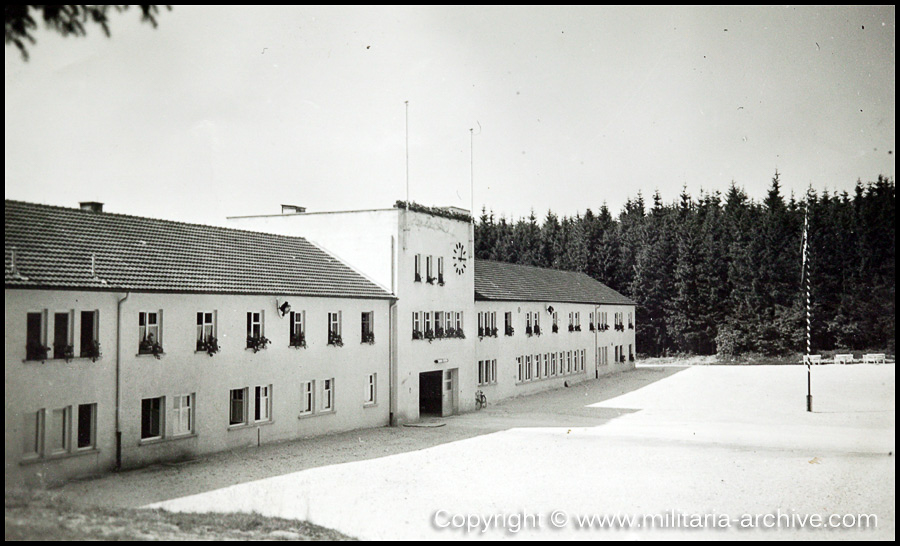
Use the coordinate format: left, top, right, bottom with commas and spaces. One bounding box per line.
328, 312, 342, 345
434, 311, 444, 337
141, 397, 163, 440
543, 354, 549, 377
26, 311, 47, 360
412, 312, 422, 339
172, 394, 193, 436
138, 311, 162, 354
426, 255, 434, 283
628, 312, 634, 329
53, 311, 73, 359
444, 310, 452, 333
455, 312, 463, 332
478, 312, 484, 337
361, 311, 374, 343
365, 374, 376, 405
80, 310, 99, 358
477, 360, 496, 385
517, 356, 523, 383
525, 355, 532, 381
574, 312, 581, 330
414, 254, 422, 282
197, 312, 215, 351
246, 311, 262, 346
526, 312, 532, 335
255, 385, 271, 422
23, 410, 43, 457
552, 311, 558, 333
425, 311, 433, 335
49, 406, 70, 454
230, 388, 247, 426
300, 381, 315, 415
437, 257, 444, 284
551, 352, 557, 376
290, 310, 306, 347
615, 345, 620, 363
559, 352, 565, 374
567, 351, 573, 374
534, 354, 541, 378
77, 403, 96, 449
568, 312, 574, 331
505, 311, 513, 336
322, 379, 334, 411
534, 313, 541, 335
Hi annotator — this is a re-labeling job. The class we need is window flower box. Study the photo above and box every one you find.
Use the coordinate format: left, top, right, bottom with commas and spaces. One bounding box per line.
424, 328, 435, 342
197, 335, 220, 356
505, 325, 515, 337
246, 335, 271, 353
327, 331, 343, 347
533, 324, 541, 336
525, 325, 533, 337
26, 341, 50, 362
552, 324, 558, 334
83, 340, 102, 362
290, 332, 307, 349
412, 329, 423, 340
55, 343, 75, 362
362, 331, 375, 344
139, 336, 163, 359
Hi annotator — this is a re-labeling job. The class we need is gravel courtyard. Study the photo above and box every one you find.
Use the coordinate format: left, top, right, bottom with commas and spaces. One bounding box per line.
62, 363, 894, 540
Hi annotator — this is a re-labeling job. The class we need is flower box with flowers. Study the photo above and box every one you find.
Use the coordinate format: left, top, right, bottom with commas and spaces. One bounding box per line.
82, 339, 102, 362
589, 323, 595, 331
628, 323, 634, 330
525, 325, 533, 337
533, 324, 541, 336
552, 324, 558, 333
489, 327, 498, 338
438, 275, 444, 286
26, 341, 51, 362
197, 335, 220, 356
55, 343, 75, 362
412, 329, 423, 340
139, 336, 163, 359
505, 325, 515, 337
426, 275, 436, 285
362, 331, 375, 344
290, 332, 307, 349
568, 324, 575, 332
434, 326, 444, 339
424, 328, 435, 342
246, 335, 271, 353
327, 331, 343, 347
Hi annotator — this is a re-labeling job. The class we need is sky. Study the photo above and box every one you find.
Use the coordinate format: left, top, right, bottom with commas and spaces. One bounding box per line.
4, 6, 895, 227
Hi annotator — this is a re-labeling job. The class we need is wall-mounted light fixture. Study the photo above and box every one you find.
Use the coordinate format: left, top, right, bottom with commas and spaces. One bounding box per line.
546, 305, 554, 314
277, 299, 291, 317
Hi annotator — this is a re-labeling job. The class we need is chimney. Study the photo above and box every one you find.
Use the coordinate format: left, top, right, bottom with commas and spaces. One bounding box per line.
80, 201, 104, 213
281, 204, 306, 214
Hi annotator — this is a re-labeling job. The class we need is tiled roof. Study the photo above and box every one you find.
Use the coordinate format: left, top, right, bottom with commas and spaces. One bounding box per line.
474, 259, 635, 306
4, 200, 393, 299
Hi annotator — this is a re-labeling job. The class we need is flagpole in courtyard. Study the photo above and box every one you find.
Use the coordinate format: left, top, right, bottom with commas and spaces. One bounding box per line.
801, 194, 812, 412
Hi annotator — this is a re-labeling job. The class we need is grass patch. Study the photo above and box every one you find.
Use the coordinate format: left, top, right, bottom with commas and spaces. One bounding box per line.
5, 488, 355, 540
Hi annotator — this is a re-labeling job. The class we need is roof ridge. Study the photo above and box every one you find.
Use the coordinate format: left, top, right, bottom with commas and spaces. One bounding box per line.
3, 199, 321, 246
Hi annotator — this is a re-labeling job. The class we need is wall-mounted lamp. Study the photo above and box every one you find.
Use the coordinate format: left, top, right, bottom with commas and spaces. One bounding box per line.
546, 305, 554, 314
434, 358, 449, 364
277, 299, 291, 317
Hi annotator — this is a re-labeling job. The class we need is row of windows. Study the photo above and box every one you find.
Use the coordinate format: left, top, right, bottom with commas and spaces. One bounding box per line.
516, 350, 586, 383
23, 374, 378, 456
597, 344, 634, 364
23, 403, 97, 459
477, 359, 497, 386
411, 311, 465, 340
23, 308, 378, 361
413, 254, 445, 285
25, 310, 99, 361
476, 309, 634, 338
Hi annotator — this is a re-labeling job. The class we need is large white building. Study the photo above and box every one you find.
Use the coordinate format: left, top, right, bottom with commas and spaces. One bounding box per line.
6, 199, 635, 487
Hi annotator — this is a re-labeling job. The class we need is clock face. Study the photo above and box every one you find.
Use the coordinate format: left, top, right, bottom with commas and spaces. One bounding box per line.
452, 242, 467, 274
